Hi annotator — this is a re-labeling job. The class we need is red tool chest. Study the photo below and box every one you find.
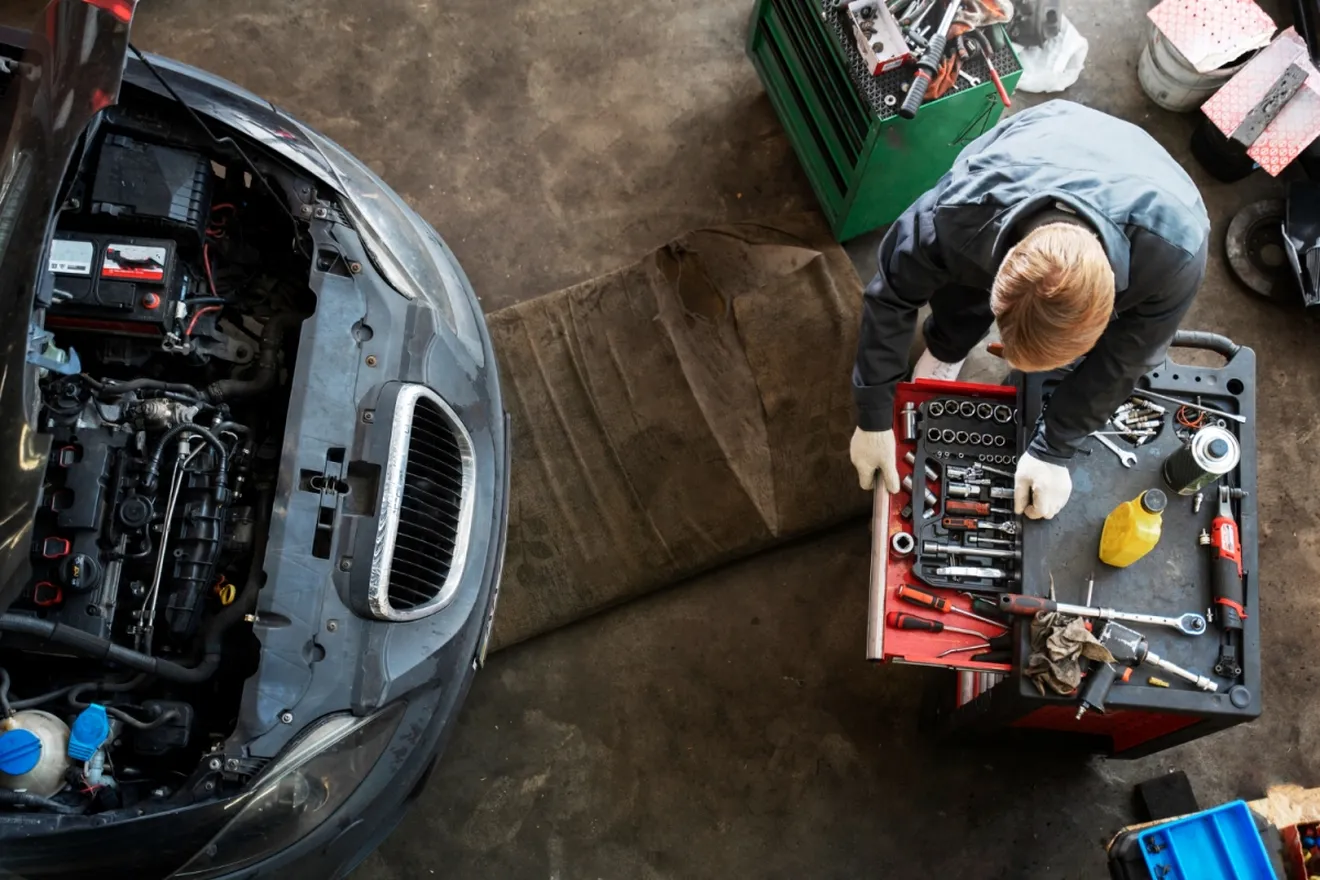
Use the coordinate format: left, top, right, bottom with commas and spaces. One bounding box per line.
867, 333, 1261, 758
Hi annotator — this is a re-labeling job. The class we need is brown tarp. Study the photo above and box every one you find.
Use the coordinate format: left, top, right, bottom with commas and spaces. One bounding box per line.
488, 213, 867, 650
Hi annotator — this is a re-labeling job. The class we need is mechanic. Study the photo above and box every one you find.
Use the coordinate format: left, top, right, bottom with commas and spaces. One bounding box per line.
848, 100, 1210, 520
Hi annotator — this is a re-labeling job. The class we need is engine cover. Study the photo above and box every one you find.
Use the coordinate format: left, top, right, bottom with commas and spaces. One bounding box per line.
28, 425, 129, 643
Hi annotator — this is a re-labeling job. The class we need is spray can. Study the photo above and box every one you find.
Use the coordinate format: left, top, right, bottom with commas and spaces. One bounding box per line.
1162, 426, 1239, 496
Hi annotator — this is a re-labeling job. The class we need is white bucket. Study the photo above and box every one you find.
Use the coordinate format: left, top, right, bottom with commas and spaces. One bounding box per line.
1138, 26, 1253, 112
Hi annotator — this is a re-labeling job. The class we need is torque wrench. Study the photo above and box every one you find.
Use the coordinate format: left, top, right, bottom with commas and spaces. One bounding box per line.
996, 593, 1207, 636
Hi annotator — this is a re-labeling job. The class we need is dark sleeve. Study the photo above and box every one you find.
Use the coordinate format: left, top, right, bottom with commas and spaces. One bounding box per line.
1027, 238, 1207, 463
853, 196, 954, 431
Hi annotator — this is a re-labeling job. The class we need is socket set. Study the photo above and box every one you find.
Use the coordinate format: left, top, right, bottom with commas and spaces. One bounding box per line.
895, 392, 1023, 592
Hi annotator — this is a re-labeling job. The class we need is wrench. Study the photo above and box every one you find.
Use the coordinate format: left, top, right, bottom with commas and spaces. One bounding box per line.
998, 594, 1209, 637
957, 69, 981, 86
1090, 431, 1137, 467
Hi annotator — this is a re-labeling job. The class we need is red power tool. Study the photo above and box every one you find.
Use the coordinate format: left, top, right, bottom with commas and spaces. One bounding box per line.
1203, 484, 1246, 678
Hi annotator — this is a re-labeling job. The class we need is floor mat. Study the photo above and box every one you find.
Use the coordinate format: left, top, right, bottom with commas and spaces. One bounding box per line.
488, 212, 866, 649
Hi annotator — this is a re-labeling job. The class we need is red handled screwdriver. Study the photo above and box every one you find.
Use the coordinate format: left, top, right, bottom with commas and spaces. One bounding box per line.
886, 611, 985, 638
895, 584, 1009, 630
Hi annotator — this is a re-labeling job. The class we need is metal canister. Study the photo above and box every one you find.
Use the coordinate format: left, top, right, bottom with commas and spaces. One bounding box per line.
1162, 426, 1239, 495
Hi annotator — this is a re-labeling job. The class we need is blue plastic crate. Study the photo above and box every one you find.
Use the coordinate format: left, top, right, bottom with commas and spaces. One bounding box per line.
1137, 800, 1276, 880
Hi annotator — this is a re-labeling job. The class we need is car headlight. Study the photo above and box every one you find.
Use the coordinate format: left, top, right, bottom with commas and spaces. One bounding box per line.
172, 702, 405, 878
302, 129, 486, 365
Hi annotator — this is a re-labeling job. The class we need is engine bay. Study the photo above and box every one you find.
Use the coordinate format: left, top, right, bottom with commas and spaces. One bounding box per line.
0, 109, 319, 814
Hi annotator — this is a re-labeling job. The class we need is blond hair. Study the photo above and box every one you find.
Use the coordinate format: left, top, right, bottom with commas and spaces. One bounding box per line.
991, 223, 1115, 372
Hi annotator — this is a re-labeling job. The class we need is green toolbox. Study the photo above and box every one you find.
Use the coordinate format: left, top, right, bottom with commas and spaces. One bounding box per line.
747, 0, 1022, 240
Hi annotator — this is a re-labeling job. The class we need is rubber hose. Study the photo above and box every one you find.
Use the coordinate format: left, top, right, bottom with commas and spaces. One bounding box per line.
205, 313, 301, 401
142, 423, 229, 491
82, 375, 203, 399
0, 616, 220, 684
0, 789, 83, 814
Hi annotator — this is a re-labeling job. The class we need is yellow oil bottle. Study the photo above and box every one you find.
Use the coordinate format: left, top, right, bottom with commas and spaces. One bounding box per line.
1099, 489, 1168, 567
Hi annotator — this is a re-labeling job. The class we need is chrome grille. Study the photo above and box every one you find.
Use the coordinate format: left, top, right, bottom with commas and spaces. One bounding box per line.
369, 385, 475, 621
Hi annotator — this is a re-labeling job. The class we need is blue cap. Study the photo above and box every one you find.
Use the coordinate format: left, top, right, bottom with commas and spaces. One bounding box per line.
68, 705, 110, 762
0, 729, 41, 776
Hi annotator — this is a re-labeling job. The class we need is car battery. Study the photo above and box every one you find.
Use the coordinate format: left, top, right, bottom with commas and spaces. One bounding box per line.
869, 332, 1260, 758
45, 233, 191, 337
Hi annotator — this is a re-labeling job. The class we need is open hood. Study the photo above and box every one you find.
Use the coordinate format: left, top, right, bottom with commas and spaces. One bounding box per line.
0, 0, 136, 611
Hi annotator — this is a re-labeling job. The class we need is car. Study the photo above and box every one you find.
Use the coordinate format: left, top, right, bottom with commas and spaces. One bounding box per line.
0, 1, 509, 877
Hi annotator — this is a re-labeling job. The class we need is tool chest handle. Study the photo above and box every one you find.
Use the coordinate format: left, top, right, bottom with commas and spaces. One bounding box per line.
1170, 330, 1240, 360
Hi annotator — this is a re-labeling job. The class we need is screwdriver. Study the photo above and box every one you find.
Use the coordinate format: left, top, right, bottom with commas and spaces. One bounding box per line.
895, 584, 1009, 630
937, 634, 1012, 659
886, 611, 985, 638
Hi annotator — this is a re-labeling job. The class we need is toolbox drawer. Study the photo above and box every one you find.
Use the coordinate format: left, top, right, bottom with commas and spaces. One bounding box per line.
867, 377, 1021, 674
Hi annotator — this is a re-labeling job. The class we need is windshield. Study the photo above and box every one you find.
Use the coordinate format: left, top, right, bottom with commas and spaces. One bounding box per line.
0, 0, 135, 608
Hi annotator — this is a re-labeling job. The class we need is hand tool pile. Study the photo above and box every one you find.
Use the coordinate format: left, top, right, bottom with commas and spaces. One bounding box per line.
896, 395, 1023, 591
891, 584, 1011, 662
837, 0, 1014, 118
881, 378, 1253, 717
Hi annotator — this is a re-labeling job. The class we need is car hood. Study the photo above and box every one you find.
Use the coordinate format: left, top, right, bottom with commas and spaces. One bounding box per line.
0, 0, 137, 613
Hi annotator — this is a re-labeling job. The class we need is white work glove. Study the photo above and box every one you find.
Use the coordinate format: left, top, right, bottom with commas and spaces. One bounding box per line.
850, 428, 900, 493
1014, 452, 1072, 520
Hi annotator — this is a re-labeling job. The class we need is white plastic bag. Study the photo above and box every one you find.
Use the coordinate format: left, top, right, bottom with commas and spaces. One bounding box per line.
1013, 15, 1088, 93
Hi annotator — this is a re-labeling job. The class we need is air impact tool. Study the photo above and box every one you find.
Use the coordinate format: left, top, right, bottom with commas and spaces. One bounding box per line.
1075, 622, 1218, 720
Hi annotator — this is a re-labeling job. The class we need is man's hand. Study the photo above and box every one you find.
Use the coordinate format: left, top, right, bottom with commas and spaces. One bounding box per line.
1014, 453, 1072, 520
850, 428, 900, 493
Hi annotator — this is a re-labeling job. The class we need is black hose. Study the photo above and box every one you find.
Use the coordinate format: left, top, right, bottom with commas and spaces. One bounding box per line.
67, 684, 178, 731
0, 616, 221, 684
141, 423, 229, 491
205, 312, 301, 401
210, 420, 251, 438
81, 375, 203, 399
0, 667, 11, 717
0, 789, 83, 814
12, 684, 80, 711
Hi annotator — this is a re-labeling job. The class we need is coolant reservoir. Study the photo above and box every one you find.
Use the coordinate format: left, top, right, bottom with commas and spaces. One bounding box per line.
0, 710, 73, 797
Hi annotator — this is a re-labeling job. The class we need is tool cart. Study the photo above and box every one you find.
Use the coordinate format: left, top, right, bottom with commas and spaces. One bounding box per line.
746, 0, 1022, 240
867, 332, 1261, 758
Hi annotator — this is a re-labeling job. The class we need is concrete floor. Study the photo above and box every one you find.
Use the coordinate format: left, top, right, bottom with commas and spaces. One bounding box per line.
9, 0, 1316, 875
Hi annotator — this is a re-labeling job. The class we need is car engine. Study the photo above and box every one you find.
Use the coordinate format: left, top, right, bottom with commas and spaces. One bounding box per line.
1, 120, 316, 813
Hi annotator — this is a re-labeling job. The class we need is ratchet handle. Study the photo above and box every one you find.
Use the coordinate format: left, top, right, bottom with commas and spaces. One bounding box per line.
997, 593, 1057, 616
900, 33, 948, 119
946, 499, 990, 515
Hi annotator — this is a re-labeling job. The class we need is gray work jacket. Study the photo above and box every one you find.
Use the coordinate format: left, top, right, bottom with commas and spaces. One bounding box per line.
853, 100, 1210, 462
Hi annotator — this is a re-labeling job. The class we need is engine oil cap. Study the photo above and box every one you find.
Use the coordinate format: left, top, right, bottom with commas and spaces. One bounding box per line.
0, 728, 42, 776
68, 705, 110, 762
